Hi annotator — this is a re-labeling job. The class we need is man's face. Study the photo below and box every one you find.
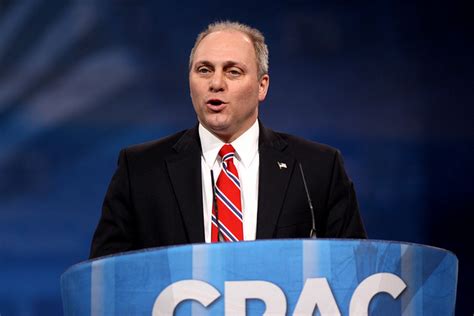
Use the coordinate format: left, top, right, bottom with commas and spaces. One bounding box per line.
189, 30, 269, 142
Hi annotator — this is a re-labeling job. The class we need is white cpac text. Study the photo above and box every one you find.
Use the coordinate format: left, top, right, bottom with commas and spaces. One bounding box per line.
152, 273, 406, 315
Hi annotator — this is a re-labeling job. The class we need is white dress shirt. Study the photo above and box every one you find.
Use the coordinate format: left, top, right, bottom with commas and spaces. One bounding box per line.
199, 120, 260, 242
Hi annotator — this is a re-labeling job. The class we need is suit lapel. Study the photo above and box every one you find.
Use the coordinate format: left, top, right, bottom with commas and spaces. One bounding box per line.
256, 124, 295, 239
165, 126, 205, 243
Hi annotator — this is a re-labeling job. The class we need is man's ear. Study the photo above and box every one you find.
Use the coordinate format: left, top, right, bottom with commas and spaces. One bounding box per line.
258, 74, 270, 102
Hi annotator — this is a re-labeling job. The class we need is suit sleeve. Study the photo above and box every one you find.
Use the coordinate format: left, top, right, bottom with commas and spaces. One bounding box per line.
324, 150, 367, 238
89, 149, 137, 259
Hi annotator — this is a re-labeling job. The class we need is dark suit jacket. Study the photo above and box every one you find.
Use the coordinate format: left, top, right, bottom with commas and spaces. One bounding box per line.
90, 123, 366, 259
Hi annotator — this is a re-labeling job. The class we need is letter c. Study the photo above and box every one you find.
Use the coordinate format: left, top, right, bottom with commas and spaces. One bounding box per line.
152, 280, 220, 315
349, 272, 406, 316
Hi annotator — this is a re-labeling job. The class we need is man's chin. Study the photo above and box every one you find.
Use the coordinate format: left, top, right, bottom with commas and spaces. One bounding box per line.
202, 118, 230, 132
208, 125, 231, 136
201, 121, 235, 142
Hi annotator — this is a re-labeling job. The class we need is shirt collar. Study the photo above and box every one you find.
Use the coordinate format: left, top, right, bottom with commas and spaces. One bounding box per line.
199, 120, 259, 168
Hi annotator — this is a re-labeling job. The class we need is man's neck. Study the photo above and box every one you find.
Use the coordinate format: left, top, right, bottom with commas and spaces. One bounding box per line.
201, 120, 258, 144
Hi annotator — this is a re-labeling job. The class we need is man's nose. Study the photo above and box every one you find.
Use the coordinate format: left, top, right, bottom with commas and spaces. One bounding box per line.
209, 71, 226, 92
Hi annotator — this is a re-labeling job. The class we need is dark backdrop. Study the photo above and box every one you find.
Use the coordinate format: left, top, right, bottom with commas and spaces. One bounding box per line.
0, 0, 472, 314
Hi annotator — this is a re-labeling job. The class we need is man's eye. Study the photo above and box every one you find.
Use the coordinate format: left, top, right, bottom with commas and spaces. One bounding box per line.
197, 67, 211, 74
228, 69, 242, 76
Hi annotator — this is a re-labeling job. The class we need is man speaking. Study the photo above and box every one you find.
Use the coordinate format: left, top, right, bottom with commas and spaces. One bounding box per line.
90, 21, 366, 259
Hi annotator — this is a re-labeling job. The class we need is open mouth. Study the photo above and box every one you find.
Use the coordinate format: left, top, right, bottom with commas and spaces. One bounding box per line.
207, 99, 225, 106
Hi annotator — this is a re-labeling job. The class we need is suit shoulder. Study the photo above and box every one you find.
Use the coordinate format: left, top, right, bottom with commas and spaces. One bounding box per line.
121, 129, 189, 162
275, 131, 340, 158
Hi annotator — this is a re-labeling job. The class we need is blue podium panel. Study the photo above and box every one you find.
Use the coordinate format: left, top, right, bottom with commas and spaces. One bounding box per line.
61, 239, 457, 315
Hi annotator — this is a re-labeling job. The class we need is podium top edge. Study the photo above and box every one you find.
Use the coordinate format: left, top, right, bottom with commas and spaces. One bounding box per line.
62, 238, 457, 278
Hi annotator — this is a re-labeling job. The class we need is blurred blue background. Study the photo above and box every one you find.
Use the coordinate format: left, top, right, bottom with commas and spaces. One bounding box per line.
0, 0, 472, 314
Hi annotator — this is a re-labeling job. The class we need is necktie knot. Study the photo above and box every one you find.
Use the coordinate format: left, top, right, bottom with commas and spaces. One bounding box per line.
219, 144, 236, 162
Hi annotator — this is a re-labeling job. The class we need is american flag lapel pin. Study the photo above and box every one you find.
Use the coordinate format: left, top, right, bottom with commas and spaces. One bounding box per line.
277, 161, 287, 169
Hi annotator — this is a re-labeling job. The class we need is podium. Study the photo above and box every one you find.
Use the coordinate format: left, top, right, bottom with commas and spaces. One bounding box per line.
61, 239, 457, 315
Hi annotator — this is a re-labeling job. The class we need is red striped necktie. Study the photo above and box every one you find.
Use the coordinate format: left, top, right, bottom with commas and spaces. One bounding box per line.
211, 144, 243, 242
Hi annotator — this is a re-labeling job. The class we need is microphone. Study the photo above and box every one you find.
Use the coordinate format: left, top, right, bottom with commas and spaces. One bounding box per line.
210, 170, 225, 242
298, 162, 317, 238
